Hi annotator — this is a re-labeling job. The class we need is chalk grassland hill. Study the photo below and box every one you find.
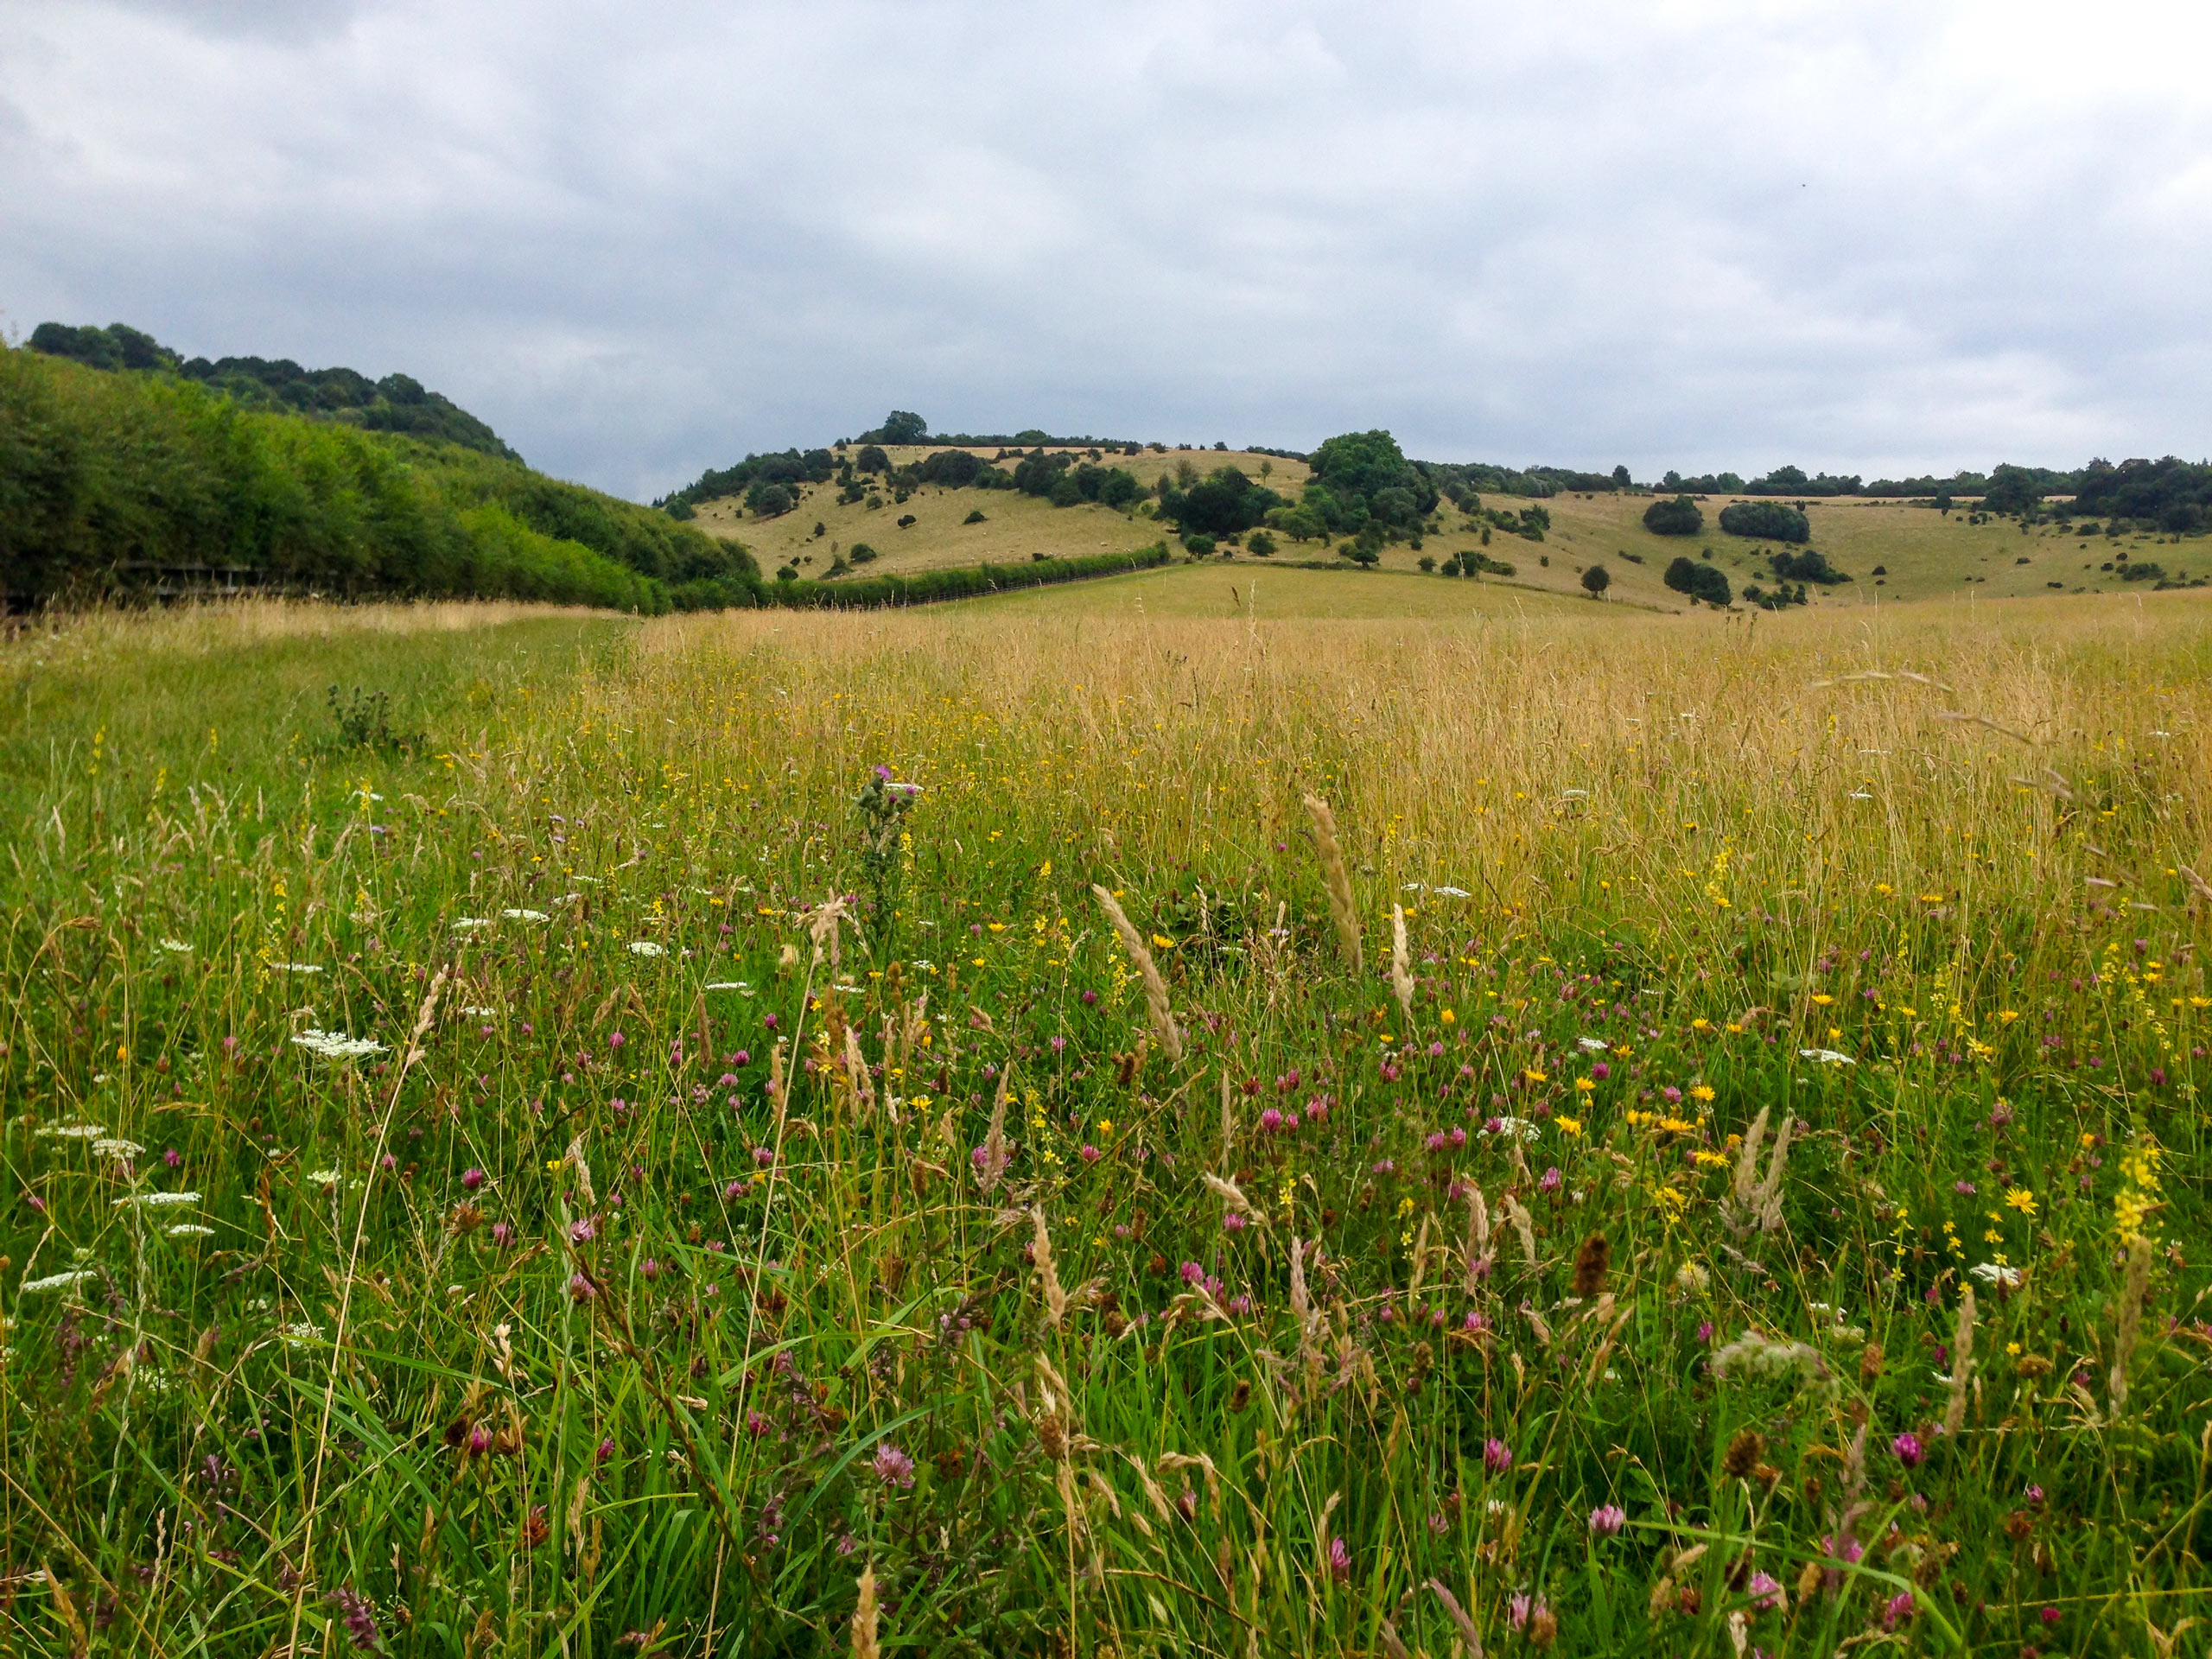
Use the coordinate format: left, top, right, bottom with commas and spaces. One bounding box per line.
1410, 492, 2207, 610
687, 446, 1309, 576
969, 557, 1602, 620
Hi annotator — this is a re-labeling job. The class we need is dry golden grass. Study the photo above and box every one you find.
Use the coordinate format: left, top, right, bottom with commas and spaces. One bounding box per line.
624, 588, 2212, 927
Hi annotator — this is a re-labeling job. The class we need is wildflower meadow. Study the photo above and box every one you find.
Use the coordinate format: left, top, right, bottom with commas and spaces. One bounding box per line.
2, 593, 2209, 1656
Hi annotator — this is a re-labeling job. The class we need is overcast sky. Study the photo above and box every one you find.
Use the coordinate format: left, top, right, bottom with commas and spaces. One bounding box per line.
4, 1, 2209, 499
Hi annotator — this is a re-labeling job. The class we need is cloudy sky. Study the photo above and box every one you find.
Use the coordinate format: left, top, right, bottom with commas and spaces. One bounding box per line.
4, 0, 2209, 499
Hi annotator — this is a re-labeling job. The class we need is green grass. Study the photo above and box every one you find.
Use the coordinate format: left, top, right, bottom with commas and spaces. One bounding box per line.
1, 595, 2208, 1656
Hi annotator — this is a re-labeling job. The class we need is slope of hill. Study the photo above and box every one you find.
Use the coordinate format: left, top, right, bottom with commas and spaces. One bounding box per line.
27, 321, 519, 460
0, 343, 757, 612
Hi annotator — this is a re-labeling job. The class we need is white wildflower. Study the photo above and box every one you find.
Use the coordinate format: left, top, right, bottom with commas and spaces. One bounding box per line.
166, 1224, 215, 1238
92, 1138, 144, 1159
1431, 886, 1471, 899
268, 962, 323, 974
703, 982, 753, 995
35, 1122, 105, 1141
112, 1191, 200, 1209
290, 1029, 387, 1060
1798, 1048, 1855, 1065
158, 938, 192, 954
1577, 1037, 1608, 1053
280, 1323, 326, 1348
1710, 1330, 1830, 1384
505, 908, 550, 922
1479, 1116, 1541, 1144
452, 917, 493, 932
461, 1006, 498, 1018
1969, 1263, 2022, 1288
628, 940, 666, 958
20, 1268, 99, 1294
304, 1166, 342, 1185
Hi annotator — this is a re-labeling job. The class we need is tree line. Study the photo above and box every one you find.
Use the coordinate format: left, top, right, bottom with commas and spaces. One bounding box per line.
27, 321, 519, 460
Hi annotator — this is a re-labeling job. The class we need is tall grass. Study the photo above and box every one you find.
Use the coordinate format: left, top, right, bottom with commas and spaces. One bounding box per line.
0, 593, 2207, 1656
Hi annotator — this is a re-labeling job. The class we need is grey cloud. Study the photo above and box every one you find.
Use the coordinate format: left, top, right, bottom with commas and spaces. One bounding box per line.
1, 0, 2208, 499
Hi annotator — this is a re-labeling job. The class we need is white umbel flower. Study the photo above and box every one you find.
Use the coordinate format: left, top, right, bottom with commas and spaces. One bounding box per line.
112, 1191, 200, 1209
627, 940, 666, 957
290, 1030, 387, 1060
21, 1268, 99, 1294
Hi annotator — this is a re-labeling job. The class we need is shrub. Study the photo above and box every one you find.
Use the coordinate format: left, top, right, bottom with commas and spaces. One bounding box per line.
963, 509, 987, 524
1767, 548, 1850, 584
1418, 556, 1436, 573
1719, 501, 1810, 543
1182, 533, 1217, 556
1643, 495, 1703, 536
1580, 563, 1611, 596
897, 514, 917, 529
747, 481, 794, 518
1246, 531, 1276, 556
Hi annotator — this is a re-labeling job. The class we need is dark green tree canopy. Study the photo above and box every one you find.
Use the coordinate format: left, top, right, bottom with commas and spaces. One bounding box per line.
1717, 501, 1810, 543
868, 410, 928, 445
1643, 495, 1703, 536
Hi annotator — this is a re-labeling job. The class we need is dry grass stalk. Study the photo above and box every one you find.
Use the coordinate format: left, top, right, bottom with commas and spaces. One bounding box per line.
1503, 1194, 1539, 1265
1290, 1236, 1325, 1383
850, 1563, 880, 1659
1427, 1579, 1485, 1657
2110, 1231, 2153, 1409
1943, 1287, 1976, 1437
1303, 793, 1363, 975
1032, 1207, 1070, 1329
1463, 1185, 1493, 1294
1091, 884, 1183, 1062
1756, 1115, 1794, 1232
842, 1025, 874, 1116
977, 1066, 1010, 1193
1390, 904, 1414, 1023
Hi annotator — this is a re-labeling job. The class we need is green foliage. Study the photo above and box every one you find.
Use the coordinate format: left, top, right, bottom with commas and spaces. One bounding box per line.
29, 320, 519, 458
756, 543, 1171, 610
324, 684, 418, 751
869, 410, 929, 444
1580, 563, 1611, 595
1182, 533, 1217, 556
1246, 530, 1276, 556
1643, 495, 1704, 536
1718, 501, 1811, 543
1768, 548, 1852, 585
2075, 457, 2212, 531
0, 343, 749, 612
1665, 555, 1732, 606
963, 509, 988, 524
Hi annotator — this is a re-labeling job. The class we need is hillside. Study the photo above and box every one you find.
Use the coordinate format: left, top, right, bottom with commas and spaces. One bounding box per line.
0, 343, 757, 613
27, 321, 519, 460
686, 443, 1307, 578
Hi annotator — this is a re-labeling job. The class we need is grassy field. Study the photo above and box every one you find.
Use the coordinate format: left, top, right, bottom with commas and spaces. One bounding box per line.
3, 591, 2209, 1656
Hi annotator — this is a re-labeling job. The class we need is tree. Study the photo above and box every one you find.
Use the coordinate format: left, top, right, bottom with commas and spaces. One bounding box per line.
1611, 465, 1631, 489
1717, 501, 1810, 543
1246, 531, 1276, 556
747, 480, 794, 517
1581, 563, 1611, 597
1643, 495, 1703, 536
873, 411, 927, 445
855, 445, 891, 474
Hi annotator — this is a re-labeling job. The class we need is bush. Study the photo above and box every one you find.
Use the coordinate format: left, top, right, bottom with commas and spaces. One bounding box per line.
897, 514, 917, 529
1580, 563, 1611, 596
1664, 556, 1732, 607
1643, 495, 1703, 536
1768, 548, 1850, 584
963, 509, 987, 524
1182, 533, 1217, 556
1718, 501, 1810, 543
747, 480, 794, 517
1246, 531, 1275, 556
